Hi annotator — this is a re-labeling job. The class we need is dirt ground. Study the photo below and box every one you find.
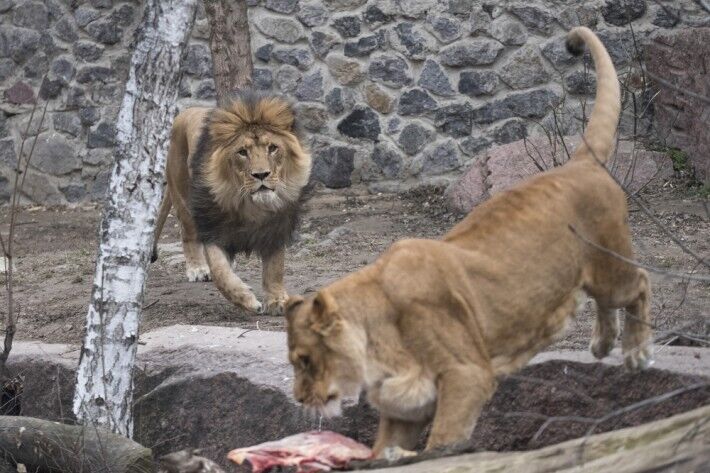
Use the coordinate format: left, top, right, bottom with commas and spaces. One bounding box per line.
1, 174, 708, 352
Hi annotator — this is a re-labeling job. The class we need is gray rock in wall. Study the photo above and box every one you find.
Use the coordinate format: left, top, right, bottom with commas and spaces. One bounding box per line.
325, 87, 356, 115
368, 54, 412, 87
331, 15, 361, 38
471, 88, 560, 124
397, 88, 437, 115
602, 0, 646, 26
310, 30, 341, 58
256, 17, 305, 44
489, 16, 528, 46
391, 22, 435, 60
273, 47, 314, 70
32, 133, 80, 175
440, 39, 504, 67
265, 0, 300, 14
425, 14, 462, 44
458, 70, 498, 97
498, 45, 550, 90
508, 4, 555, 36
398, 121, 434, 155
327, 54, 365, 85
298, 3, 330, 27
371, 142, 403, 178
337, 106, 381, 141
434, 102, 475, 137
311, 145, 355, 188
415, 139, 460, 176
275, 65, 302, 93
417, 59, 455, 96
295, 69, 324, 101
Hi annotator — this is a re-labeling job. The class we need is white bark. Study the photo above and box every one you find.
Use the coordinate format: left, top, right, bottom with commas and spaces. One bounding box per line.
73, 0, 197, 437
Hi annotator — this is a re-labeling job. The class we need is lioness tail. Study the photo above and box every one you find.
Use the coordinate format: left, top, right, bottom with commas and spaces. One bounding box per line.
566, 27, 621, 165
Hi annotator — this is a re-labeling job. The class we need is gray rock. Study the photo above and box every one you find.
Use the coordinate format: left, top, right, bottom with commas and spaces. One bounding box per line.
397, 0, 437, 19
595, 29, 635, 67
337, 106, 380, 141
86, 17, 123, 45
326, 54, 364, 85
364, 83, 394, 114
397, 88, 437, 115
458, 70, 498, 97
387, 116, 402, 135
298, 3, 329, 27
434, 102, 474, 137
489, 17, 528, 46
54, 17, 78, 42
255, 44, 273, 62
51, 57, 75, 83
52, 112, 82, 137
79, 107, 100, 126
602, 0, 646, 26
368, 54, 412, 88
65, 87, 85, 108
492, 119, 527, 144
471, 88, 560, 124
90, 167, 111, 199
498, 45, 550, 90
0, 175, 9, 203
417, 59, 455, 96
275, 65, 301, 93
12, 1, 48, 30
0, 139, 16, 167
325, 87, 355, 115
2, 26, 40, 63
459, 135, 491, 156
0, 0, 13, 13
59, 184, 86, 203
3, 81, 34, 104
91, 0, 112, 8
178, 75, 191, 97
371, 142, 403, 178
398, 121, 434, 155
541, 36, 580, 68
76, 65, 111, 83
565, 70, 596, 95
425, 14, 462, 44
32, 133, 80, 174
75, 7, 101, 27
312, 145, 355, 188
344, 31, 385, 57
470, 5, 492, 33
87, 122, 115, 149
324, 0, 367, 10
112, 4, 136, 27
252, 68, 273, 90
73, 40, 104, 62
295, 69, 323, 101
440, 39, 504, 67
447, 0, 474, 16
363, 3, 394, 26
559, 4, 599, 29
23, 52, 49, 78
332, 15, 361, 38
194, 79, 216, 100
294, 103, 328, 132
652, 4, 679, 28
256, 17, 304, 44
391, 22, 434, 60
265, 0, 299, 14
184, 43, 212, 78
272, 47, 314, 70
39, 77, 63, 99
509, 4, 554, 35
309, 31, 340, 58
416, 139, 460, 175
0, 58, 13, 81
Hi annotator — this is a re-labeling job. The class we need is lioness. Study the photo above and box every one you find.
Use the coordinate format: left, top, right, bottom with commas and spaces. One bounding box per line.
153, 92, 311, 315
285, 27, 652, 455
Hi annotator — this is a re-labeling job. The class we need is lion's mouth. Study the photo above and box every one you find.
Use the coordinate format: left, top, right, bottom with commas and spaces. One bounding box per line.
252, 185, 274, 193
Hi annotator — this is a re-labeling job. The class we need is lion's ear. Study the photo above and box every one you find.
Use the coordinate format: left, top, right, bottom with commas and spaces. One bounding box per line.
310, 290, 341, 336
284, 295, 304, 323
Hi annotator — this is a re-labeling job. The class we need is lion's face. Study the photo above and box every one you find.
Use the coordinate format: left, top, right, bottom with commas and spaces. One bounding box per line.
285, 293, 365, 418
203, 95, 311, 213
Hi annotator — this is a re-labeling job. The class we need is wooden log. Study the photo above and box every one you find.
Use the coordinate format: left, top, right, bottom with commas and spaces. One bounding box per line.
72, 0, 198, 437
0, 416, 153, 472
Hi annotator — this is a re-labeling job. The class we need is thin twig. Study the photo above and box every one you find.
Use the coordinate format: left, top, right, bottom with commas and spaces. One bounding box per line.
646, 71, 710, 105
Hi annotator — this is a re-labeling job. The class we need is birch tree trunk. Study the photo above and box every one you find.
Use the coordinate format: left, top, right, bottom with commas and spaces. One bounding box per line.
73, 0, 197, 437
204, 0, 253, 105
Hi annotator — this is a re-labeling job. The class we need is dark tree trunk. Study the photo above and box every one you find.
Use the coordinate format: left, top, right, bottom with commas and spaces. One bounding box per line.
204, 0, 254, 104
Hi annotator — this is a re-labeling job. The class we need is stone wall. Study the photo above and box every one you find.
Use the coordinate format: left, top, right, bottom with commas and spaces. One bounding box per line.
0, 0, 707, 204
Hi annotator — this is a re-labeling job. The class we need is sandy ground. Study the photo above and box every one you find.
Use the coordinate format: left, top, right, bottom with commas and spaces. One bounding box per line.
1, 177, 708, 351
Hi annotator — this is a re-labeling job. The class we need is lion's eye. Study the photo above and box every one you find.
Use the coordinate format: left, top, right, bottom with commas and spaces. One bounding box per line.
237, 149, 248, 158
268, 144, 278, 154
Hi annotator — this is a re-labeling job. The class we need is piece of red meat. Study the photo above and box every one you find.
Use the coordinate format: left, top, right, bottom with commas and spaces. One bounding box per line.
227, 431, 373, 473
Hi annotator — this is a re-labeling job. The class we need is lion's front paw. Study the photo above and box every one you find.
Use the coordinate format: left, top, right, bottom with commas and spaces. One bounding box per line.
186, 265, 211, 282
262, 292, 289, 316
624, 344, 653, 372
240, 292, 263, 314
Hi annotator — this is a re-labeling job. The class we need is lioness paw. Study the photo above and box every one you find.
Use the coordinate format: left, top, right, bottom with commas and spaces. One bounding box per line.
624, 345, 653, 372
590, 335, 615, 359
186, 266, 211, 282
381, 447, 417, 462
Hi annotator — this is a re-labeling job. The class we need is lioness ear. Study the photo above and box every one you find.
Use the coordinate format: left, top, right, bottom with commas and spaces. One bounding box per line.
284, 295, 304, 323
310, 290, 341, 336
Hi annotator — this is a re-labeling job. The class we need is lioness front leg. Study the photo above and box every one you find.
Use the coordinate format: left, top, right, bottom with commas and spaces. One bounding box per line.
425, 365, 494, 451
262, 247, 288, 316
205, 244, 262, 313
372, 416, 427, 459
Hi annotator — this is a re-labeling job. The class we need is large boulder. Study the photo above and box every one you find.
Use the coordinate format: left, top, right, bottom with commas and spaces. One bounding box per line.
446, 136, 673, 214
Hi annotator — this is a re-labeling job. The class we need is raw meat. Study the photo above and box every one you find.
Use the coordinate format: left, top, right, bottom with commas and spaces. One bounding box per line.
227, 431, 373, 473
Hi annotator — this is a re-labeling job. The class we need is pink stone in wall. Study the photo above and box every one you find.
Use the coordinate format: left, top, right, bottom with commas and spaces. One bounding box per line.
4, 81, 35, 105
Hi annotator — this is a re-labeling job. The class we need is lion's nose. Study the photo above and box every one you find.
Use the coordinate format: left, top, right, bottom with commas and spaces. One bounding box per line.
252, 171, 270, 180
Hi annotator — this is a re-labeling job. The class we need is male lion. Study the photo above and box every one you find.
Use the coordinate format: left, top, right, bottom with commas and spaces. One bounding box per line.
153, 92, 311, 315
285, 27, 652, 455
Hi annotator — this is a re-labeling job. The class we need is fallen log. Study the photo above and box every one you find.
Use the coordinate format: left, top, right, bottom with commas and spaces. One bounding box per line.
0, 416, 153, 473
360, 404, 710, 472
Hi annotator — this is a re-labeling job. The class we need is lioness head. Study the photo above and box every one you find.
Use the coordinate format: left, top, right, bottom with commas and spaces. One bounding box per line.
285, 292, 365, 417
202, 92, 311, 213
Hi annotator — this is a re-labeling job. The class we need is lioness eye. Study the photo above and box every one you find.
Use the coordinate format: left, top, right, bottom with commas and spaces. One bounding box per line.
268, 144, 278, 154
237, 149, 248, 158
299, 355, 311, 370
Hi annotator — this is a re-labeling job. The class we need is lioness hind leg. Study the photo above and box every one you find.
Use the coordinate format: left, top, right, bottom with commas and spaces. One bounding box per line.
426, 365, 494, 451
621, 269, 652, 371
590, 303, 619, 359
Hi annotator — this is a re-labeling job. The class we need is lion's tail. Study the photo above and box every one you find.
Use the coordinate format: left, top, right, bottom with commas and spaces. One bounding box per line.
566, 27, 620, 165
152, 188, 171, 263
